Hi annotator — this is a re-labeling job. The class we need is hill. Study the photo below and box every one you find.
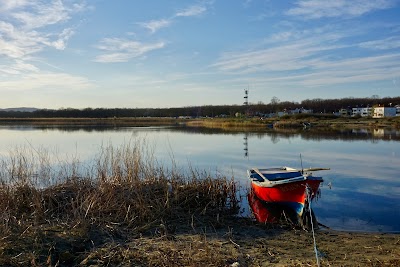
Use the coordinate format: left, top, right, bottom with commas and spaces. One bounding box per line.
0, 107, 38, 112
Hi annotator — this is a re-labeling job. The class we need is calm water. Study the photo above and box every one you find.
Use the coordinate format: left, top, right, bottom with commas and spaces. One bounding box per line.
1, 125, 399, 232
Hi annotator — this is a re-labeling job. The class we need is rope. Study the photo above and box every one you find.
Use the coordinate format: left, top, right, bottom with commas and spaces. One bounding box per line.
306, 186, 320, 267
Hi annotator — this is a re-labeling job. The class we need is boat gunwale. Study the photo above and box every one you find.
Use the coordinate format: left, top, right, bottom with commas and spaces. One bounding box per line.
247, 167, 323, 188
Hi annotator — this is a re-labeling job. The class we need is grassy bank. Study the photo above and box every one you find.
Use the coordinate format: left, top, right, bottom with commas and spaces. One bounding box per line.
1, 115, 399, 130
186, 118, 267, 130
0, 142, 399, 266
188, 115, 400, 130
0, 117, 180, 127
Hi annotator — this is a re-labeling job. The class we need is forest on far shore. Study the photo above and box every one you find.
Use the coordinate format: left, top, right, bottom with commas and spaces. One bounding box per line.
1, 96, 399, 118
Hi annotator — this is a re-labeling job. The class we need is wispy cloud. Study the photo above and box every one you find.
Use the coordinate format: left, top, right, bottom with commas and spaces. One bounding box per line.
138, 19, 172, 34
359, 36, 400, 50
287, 0, 396, 19
175, 5, 206, 17
0, 60, 39, 75
0, 1, 85, 64
49, 28, 76, 50
0, 21, 42, 59
0, 0, 30, 11
0, 72, 93, 91
94, 38, 165, 63
137, 4, 208, 34
0, 0, 91, 100
213, 29, 348, 73
11, 1, 70, 30
109, 3, 209, 62
212, 25, 400, 88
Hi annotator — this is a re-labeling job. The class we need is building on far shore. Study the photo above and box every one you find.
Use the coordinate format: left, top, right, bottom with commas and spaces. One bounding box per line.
352, 107, 372, 117
337, 105, 399, 118
373, 106, 397, 118
339, 108, 352, 116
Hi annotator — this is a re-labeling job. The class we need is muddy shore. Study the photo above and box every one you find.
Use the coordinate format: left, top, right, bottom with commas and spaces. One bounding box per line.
1, 218, 399, 266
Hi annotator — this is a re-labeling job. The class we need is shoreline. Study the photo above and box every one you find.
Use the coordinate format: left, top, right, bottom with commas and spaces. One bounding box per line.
0, 116, 399, 129
1, 216, 398, 266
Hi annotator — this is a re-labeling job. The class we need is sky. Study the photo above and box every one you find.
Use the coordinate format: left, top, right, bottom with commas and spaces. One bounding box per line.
1, 0, 400, 109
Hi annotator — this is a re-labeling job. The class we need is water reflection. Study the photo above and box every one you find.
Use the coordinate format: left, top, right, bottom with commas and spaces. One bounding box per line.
243, 133, 248, 158
4, 124, 400, 141
248, 189, 321, 231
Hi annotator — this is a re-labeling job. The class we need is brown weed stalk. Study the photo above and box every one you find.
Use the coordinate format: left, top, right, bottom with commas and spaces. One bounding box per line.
0, 140, 238, 237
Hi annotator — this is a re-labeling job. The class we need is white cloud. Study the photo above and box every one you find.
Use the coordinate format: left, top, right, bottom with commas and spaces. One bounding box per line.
212, 25, 400, 88
0, 72, 93, 91
285, 55, 400, 87
0, 21, 48, 59
213, 31, 347, 73
138, 19, 172, 34
11, 0, 70, 30
287, 0, 396, 19
137, 4, 208, 33
0, 1, 84, 61
0, 0, 30, 11
359, 36, 400, 50
0, 60, 39, 75
0, 0, 87, 94
175, 5, 206, 17
48, 28, 75, 50
94, 38, 165, 63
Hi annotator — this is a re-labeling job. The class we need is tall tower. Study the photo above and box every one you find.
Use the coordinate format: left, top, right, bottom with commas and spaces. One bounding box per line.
243, 88, 249, 106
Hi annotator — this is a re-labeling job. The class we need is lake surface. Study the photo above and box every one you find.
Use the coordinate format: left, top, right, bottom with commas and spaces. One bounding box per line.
1, 125, 399, 232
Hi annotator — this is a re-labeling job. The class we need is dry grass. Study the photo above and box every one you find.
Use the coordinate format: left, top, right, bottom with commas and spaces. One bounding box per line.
186, 118, 267, 130
0, 117, 179, 127
0, 141, 239, 266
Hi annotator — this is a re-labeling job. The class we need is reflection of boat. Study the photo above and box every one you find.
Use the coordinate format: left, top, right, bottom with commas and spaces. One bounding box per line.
248, 189, 318, 229
247, 167, 328, 217
248, 189, 290, 223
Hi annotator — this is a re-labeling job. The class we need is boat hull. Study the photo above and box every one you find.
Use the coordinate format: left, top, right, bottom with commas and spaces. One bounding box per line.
248, 189, 306, 224
250, 179, 322, 216
248, 189, 318, 229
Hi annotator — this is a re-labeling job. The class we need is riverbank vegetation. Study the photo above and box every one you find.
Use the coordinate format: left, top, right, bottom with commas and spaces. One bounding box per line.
0, 141, 239, 266
187, 114, 400, 130
1, 96, 399, 119
1, 113, 399, 130
0, 142, 399, 266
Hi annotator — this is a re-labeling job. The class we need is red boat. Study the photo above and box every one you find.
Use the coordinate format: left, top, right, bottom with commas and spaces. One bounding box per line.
247, 167, 328, 217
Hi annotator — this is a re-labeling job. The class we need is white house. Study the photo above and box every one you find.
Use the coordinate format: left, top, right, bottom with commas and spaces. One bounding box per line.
352, 107, 372, 117
286, 108, 313, 114
339, 108, 352, 116
373, 107, 397, 118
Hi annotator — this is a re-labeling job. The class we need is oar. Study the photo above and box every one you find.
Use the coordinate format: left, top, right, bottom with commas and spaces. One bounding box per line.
252, 168, 267, 181
302, 167, 330, 172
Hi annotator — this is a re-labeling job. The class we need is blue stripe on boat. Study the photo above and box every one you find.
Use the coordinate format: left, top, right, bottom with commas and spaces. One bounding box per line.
281, 201, 304, 216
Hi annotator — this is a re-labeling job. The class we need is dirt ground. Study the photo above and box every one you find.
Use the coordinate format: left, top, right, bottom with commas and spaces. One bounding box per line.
1, 218, 399, 267
227, 222, 400, 266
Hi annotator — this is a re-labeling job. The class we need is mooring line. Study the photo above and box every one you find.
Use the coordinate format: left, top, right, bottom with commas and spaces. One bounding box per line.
306, 186, 320, 267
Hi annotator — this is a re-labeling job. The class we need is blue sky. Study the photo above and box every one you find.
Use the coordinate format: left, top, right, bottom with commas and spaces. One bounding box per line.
1, 0, 400, 109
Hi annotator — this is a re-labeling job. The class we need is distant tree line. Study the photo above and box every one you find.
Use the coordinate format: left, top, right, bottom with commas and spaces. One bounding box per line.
1, 96, 399, 118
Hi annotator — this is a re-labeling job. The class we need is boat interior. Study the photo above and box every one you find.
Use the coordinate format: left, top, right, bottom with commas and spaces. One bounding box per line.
249, 168, 303, 182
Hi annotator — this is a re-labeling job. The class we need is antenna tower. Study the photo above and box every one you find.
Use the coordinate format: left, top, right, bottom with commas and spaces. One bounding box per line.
243, 88, 249, 105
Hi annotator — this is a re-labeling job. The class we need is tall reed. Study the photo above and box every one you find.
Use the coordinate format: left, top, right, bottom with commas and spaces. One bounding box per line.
0, 140, 239, 237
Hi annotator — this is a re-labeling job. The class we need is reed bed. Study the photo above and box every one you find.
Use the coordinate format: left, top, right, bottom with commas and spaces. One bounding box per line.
0, 117, 179, 126
0, 141, 239, 266
186, 118, 267, 130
